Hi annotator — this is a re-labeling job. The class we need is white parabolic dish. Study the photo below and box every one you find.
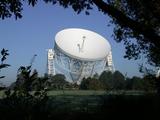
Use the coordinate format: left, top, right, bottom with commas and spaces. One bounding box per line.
55, 28, 111, 61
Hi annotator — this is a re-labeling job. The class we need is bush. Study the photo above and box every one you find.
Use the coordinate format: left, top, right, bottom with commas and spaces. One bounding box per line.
0, 89, 49, 120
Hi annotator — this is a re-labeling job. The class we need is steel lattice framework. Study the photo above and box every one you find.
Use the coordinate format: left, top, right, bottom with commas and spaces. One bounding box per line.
54, 45, 106, 83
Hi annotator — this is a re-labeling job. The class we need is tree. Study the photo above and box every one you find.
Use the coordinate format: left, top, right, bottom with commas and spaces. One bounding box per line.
79, 77, 89, 90
93, 0, 160, 66
0, 48, 10, 79
99, 71, 113, 90
0, 48, 10, 90
48, 74, 69, 90
126, 76, 144, 90
88, 77, 104, 90
80, 77, 104, 90
0, 0, 160, 66
143, 74, 156, 92
30, 70, 48, 91
2, 66, 49, 120
156, 76, 160, 95
112, 71, 125, 90
14, 66, 39, 91
1, 62, 49, 120
125, 77, 132, 90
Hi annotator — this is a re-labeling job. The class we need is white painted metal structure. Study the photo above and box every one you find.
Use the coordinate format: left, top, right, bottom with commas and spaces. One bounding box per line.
55, 28, 111, 61
47, 49, 55, 75
47, 28, 114, 83
105, 51, 115, 72
156, 68, 160, 78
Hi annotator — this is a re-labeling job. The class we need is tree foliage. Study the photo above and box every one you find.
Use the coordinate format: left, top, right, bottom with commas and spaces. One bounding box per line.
79, 70, 157, 92
126, 76, 144, 90
47, 74, 69, 90
99, 71, 113, 90
80, 71, 126, 90
112, 71, 125, 90
99, 71, 126, 90
0, 48, 10, 79
143, 74, 156, 92
80, 77, 104, 90
0, 59, 49, 120
108, 0, 160, 66
14, 66, 39, 91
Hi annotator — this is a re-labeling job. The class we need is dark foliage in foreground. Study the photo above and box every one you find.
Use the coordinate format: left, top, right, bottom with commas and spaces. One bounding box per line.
0, 48, 10, 79
0, 60, 50, 120
0, 66, 159, 120
0, 94, 160, 120
0, 89, 49, 120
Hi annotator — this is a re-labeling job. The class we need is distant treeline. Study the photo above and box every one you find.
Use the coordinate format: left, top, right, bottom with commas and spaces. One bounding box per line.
80, 71, 157, 92
8, 69, 158, 93
0, 48, 159, 92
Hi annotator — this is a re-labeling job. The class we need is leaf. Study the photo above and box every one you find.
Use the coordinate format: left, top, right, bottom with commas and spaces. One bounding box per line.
34, 91, 41, 96
0, 64, 10, 69
0, 76, 5, 79
1, 48, 5, 55
28, 0, 38, 6
85, 11, 90, 15
27, 66, 31, 70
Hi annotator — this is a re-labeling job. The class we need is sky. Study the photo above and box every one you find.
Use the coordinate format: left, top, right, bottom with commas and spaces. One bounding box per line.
0, 2, 143, 86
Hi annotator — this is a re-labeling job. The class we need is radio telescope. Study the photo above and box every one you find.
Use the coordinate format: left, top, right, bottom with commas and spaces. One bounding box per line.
47, 28, 114, 83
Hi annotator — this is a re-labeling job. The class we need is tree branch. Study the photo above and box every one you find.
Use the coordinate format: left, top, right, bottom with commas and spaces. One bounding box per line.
92, 0, 160, 44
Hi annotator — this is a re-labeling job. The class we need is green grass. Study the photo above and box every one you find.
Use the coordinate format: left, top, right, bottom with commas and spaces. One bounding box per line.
0, 90, 147, 98
47, 90, 106, 96
0, 90, 159, 119
0, 90, 5, 98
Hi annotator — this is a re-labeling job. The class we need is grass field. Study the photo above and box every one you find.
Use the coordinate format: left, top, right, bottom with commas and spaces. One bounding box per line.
0, 90, 146, 98
47, 90, 147, 96
0, 90, 159, 119
47, 90, 107, 96
46, 90, 149, 114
